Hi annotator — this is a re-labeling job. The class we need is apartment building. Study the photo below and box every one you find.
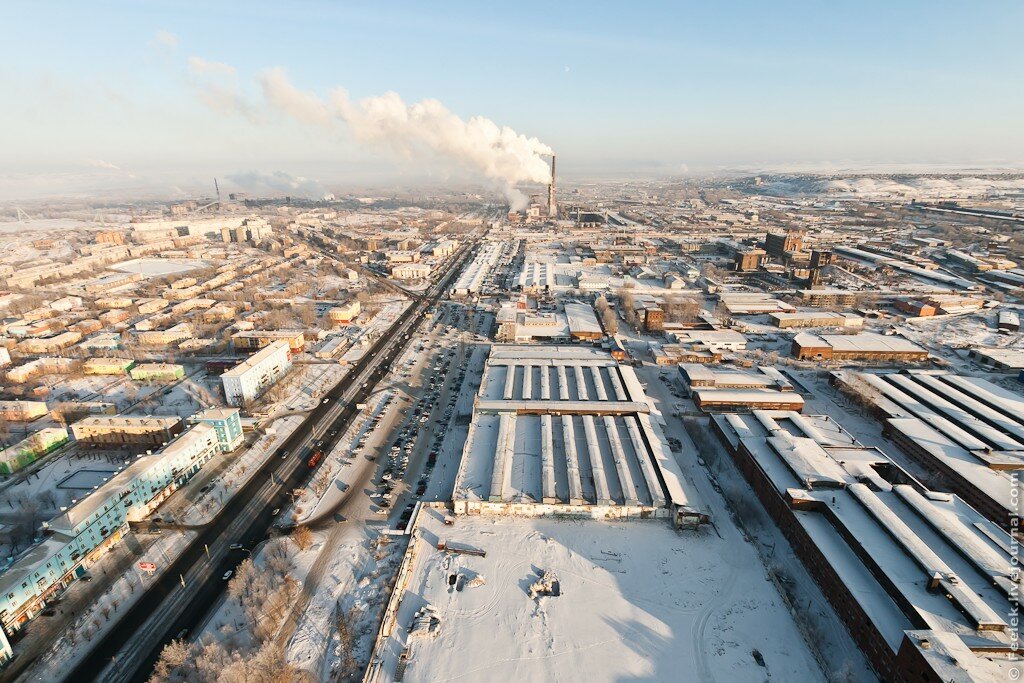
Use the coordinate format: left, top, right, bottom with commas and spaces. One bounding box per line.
221, 340, 292, 407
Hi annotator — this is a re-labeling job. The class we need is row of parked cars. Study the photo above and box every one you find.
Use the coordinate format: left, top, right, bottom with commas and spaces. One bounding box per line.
372, 337, 468, 530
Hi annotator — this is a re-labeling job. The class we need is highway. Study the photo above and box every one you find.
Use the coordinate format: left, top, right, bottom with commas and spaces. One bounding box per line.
55, 238, 479, 683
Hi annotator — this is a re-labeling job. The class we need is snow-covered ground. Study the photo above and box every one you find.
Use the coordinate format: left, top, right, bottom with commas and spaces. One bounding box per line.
109, 257, 206, 277
284, 524, 405, 680
370, 508, 824, 683
635, 363, 876, 680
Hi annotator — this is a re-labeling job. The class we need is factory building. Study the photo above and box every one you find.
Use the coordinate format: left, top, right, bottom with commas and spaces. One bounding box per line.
70, 416, 184, 447
222, 340, 292, 407
764, 229, 803, 259
968, 347, 1024, 370
452, 345, 706, 528
518, 261, 557, 292
451, 241, 506, 297
712, 409, 1020, 681
564, 302, 603, 340
769, 311, 864, 329
997, 310, 1020, 333
678, 364, 804, 412
791, 332, 928, 362
0, 424, 219, 643
832, 369, 1024, 531
733, 248, 765, 272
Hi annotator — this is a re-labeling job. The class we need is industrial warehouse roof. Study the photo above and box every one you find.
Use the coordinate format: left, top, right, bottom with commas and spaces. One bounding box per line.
769, 310, 863, 323
793, 331, 926, 353
453, 345, 701, 515
563, 302, 602, 335
713, 410, 1020, 678
832, 370, 1024, 524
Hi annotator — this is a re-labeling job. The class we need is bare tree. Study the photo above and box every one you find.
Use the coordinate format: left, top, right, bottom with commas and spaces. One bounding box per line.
291, 526, 314, 552
601, 308, 619, 334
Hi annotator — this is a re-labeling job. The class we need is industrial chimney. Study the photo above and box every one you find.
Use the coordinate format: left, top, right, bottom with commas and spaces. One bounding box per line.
547, 155, 557, 218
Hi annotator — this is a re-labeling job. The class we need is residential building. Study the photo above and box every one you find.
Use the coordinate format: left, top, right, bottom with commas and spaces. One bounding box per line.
129, 363, 185, 382
231, 330, 305, 353
0, 424, 219, 642
70, 416, 183, 447
189, 407, 243, 452
0, 401, 48, 421
82, 357, 135, 375
222, 340, 292, 406
0, 428, 69, 474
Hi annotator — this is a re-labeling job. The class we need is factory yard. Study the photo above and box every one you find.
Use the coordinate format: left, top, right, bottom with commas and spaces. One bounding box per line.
368, 507, 823, 682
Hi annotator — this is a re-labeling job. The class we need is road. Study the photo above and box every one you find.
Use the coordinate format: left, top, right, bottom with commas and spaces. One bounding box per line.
49, 239, 479, 683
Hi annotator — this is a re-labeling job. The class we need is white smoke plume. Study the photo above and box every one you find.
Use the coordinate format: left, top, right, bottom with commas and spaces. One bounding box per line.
257, 68, 553, 205
225, 170, 326, 198
187, 56, 260, 122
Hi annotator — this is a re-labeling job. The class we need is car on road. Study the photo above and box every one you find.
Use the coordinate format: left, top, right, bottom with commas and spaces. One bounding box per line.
272, 508, 280, 516
322, 397, 330, 404
222, 571, 233, 581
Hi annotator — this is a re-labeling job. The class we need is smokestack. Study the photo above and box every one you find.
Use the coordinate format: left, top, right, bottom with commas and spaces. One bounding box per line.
548, 154, 557, 218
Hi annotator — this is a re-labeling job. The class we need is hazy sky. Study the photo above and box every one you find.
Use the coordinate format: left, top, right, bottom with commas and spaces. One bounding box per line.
2, 1, 1022, 197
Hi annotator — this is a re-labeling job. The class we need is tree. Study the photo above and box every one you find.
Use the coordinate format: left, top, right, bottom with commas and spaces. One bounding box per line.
291, 526, 314, 552
149, 639, 191, 682
601, 308, 619, 334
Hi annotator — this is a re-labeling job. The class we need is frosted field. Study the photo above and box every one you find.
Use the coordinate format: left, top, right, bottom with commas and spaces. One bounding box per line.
110, 257, 206, 277
373, 509, 824, 683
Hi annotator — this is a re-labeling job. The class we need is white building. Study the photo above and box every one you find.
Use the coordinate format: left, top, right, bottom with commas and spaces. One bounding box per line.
391, 262, 432, 280
221, 340, 292, 406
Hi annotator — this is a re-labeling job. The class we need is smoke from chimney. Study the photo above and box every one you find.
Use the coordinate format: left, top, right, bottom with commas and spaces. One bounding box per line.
257, 69, 553, 207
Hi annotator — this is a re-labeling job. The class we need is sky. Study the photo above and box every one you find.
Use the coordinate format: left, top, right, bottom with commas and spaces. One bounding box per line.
2, 1, 1022, 199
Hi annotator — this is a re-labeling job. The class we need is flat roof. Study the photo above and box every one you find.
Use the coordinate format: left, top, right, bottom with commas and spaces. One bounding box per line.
563, 302, 602, 334
222, 339, 290, 377
367, 509, 823, 683
794, 332, 925, 354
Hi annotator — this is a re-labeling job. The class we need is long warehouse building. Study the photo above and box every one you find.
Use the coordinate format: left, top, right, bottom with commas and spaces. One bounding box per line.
713, 409, 1020, 682
832, 369, 1024, 530
453, 345, 706, 528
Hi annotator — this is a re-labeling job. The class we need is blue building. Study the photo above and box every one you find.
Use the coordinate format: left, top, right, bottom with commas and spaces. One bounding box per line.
189, 407, 243, 452
0, 423, 220, 652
